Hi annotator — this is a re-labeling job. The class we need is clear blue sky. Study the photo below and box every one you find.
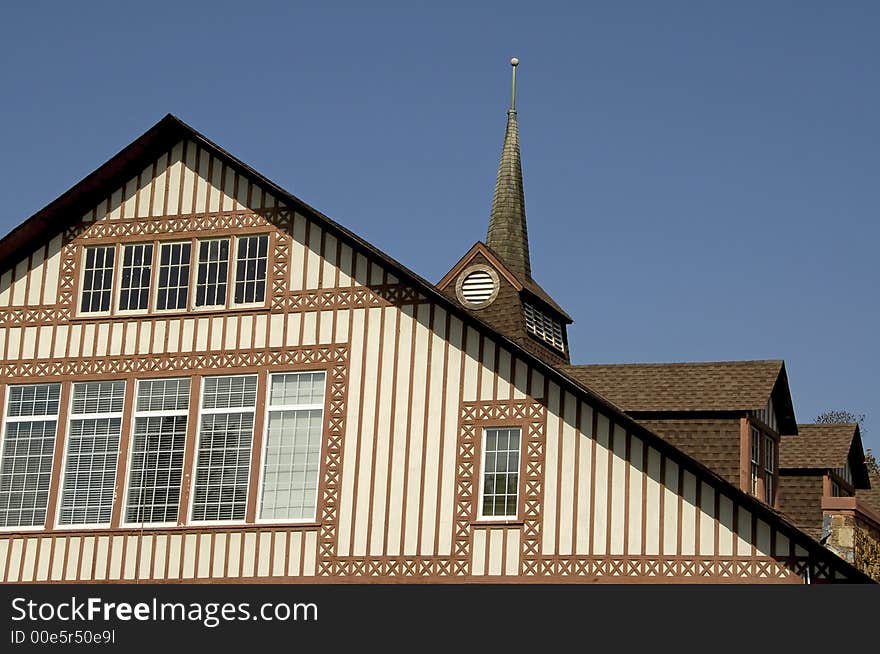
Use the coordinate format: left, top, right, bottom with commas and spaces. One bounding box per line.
1, 2, 877, 453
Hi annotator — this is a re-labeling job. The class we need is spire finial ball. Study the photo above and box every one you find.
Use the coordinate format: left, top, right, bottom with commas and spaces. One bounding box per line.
510, 57, 519, 66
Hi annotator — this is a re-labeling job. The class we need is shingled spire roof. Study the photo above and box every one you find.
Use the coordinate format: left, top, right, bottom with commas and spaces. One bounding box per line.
487, 58, 531, 279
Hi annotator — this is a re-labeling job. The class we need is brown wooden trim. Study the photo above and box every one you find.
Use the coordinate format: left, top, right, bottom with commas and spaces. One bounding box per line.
177, 375, 202, 524
739, 416, 750, 493
44, 382, 72, 529
110, 375, 137, 528
245, 371, 269, 523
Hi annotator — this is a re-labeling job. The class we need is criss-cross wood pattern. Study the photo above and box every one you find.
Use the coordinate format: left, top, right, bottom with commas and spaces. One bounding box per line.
0, 135, 866, 584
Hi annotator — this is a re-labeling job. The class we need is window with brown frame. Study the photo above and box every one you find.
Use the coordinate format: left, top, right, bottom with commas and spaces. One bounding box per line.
750, 427, 760, 497
749, 425, 777, 505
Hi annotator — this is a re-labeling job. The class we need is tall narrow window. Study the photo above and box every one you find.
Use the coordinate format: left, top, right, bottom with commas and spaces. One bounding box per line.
763, 434, 775, 504
124, 378, 190, 525
195, 239, 229, 307
0, 384, 61, 528
58, 381, 125, 526
156, 242, 191, 310
80, 246, 115, 313
118, 243, 153, 311
259, 372, 325, 521
234, 235, 268, 304
191, 375, 257, 521
750, 427, 760, 497
478, 427, 521, 519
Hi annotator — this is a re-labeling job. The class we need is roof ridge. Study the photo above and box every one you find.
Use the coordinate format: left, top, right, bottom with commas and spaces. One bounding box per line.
567, 359, 784, 368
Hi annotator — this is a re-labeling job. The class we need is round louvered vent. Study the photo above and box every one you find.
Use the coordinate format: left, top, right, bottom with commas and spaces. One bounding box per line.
456, 265, 499, 308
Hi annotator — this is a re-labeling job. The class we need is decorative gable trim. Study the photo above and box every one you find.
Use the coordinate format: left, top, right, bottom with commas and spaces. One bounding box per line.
437, 242, 523, 292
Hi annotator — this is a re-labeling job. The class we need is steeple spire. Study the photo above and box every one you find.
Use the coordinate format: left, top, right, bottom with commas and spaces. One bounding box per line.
487, 57, 531, 279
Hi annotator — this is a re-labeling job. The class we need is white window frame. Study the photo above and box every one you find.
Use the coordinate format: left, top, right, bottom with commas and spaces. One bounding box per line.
188, 374, 258, 525
116, 242, 155, 315
256, 371, 326, 525
154, 240, 193, 313
121, 377, 190, 528
193, 238, 231, 310
0, 383, 62, 532
763, 433, 775, 504
231, 234, 270, 308
523, 302, 565, 352
55, 380, 126, 530
477, 426, 522, 521
78, 245, 116, 316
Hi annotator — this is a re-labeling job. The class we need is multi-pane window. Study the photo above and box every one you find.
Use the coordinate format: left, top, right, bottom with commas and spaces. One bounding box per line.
156, 242, 192, 310
763, 434, 775, 504
523, 302, 565, 352
750, 427, 760, 497
748, 426, 776, 504
191, 375, 257, 521
0, 384, 61, 528
58, 381, 125, 526
118, 243, 154, 311
124, 379, 190, 525
79, 235, 270, 314
80, 246, 115, 313
234, 235, 269, 304
195, 239, 230, 307
479, 427, 521, 519
259, 372, 325, 521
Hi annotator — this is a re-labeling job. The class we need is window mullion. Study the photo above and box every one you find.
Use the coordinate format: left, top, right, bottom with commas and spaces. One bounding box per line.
110, 377, 137, 528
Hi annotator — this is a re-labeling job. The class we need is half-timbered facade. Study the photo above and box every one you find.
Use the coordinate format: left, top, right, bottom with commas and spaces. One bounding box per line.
0, 64, 872, 583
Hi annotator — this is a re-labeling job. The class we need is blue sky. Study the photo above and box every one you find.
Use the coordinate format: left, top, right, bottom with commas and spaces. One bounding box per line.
1, 2, 877, 453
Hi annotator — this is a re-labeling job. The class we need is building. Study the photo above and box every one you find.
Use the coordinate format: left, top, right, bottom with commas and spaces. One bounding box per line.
0, 61, 873, 583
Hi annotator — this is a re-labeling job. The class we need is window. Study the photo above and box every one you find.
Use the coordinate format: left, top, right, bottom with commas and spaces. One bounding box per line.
195, 239, 230, 307
58, 381, 125, 526
156, 242, 192, 310
838, 461, 853, 486
80, 246, 115, 313
80, 235, 269, 315
234, 235, 268, 304
124, 378, 190, 525
118, 243, 154, 311
750, 427, 760, 497
523, 302, 565, 352
259, 372, 325, 521
191, 375, 257, 521
763, 434, 775, 504
0, 384, 61, 528
478, 427, 521, 519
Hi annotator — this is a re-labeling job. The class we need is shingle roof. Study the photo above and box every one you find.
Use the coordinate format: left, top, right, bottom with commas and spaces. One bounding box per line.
779, 424, 859, 470
487, 107, 531, 279
2, 113, 870, 582
857, 471, 880, 513
563, 360, 784, 413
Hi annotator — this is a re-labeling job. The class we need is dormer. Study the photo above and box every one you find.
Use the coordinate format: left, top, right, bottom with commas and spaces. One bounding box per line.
438, 242, 571, 365
438, 58, 572, 366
